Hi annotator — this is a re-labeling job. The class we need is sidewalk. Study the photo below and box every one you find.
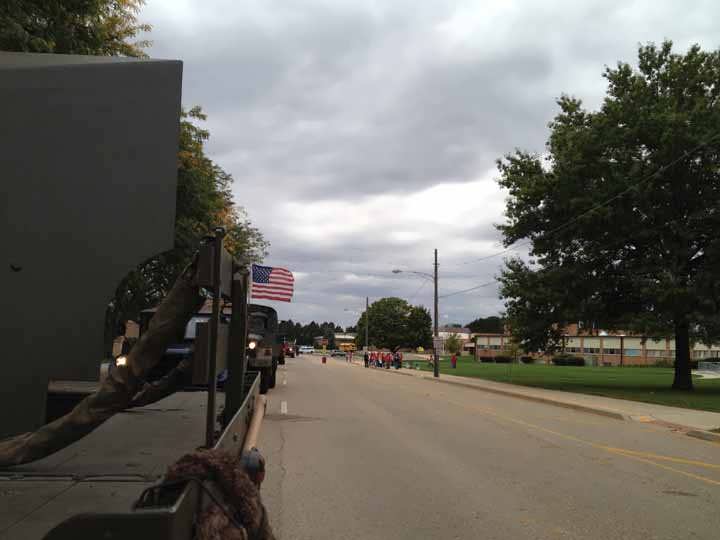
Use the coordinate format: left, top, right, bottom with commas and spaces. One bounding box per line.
351, 361, 720, 442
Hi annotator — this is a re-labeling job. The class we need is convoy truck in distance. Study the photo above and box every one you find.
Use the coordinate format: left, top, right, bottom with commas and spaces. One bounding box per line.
281, 341, 296, 359
247, 304, 281, 394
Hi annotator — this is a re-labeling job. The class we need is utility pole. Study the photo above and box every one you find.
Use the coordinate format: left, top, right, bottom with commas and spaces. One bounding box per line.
433, 248, 439, 378
365, 296, 369, 351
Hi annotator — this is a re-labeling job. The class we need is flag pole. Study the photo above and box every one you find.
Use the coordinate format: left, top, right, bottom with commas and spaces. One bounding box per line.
248, 263, 253, 301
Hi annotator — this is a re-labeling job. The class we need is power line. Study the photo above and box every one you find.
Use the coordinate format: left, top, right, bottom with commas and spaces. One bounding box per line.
408, 279, 429, 303
439, 280, 496, 298
451, 132, 720, 268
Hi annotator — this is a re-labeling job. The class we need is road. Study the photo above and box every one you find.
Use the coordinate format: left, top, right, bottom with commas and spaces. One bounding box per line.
260, 355, 720, 540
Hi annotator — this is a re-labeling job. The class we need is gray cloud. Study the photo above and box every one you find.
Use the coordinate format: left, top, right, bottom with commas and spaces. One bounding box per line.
142, 0, 720, 325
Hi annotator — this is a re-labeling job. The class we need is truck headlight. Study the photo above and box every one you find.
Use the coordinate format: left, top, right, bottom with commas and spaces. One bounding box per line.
248, 341, 257, 350
116, 355, 128, 366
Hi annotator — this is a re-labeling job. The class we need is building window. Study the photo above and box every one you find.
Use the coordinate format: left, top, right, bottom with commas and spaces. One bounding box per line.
583, 347, 600, 354
604, 348, 621, 355
624, 349, 641, 357
692, 350, 719, 359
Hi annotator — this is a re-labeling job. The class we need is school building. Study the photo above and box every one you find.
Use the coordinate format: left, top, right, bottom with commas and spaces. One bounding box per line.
474, 332, 720, 366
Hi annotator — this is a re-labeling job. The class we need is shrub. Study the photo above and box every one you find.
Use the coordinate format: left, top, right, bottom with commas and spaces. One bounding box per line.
652, 359, 673, 368
650, 359, 699, 369
520, 356, 534, 364
552, 355, 585, 366
494, 356, 512, 363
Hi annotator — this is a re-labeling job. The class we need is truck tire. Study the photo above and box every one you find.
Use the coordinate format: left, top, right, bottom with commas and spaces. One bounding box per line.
260, 367, 271, 394
269, 365, 277, 389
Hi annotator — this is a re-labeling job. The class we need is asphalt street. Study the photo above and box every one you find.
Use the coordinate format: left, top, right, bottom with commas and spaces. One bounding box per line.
260, 355, 720, 540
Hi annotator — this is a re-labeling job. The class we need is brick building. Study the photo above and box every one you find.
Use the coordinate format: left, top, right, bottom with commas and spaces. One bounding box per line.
474, 331, 720, 366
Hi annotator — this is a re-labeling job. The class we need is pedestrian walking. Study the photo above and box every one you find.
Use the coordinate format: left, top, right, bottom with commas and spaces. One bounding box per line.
364, 351, 369, 368
451, 353, 457, 369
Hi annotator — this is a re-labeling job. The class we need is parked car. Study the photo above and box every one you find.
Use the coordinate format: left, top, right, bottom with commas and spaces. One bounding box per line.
330, 350, 345, 357
298, 345, 315, 354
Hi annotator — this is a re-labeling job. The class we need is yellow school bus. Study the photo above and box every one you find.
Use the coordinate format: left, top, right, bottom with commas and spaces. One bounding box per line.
339, 342, 356, 352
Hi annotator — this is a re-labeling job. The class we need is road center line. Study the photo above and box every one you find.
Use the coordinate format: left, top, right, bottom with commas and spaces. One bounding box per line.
280, 400, 288, 415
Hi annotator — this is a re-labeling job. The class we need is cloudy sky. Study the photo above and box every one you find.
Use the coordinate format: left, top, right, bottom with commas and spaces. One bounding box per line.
142, 0, 718, 328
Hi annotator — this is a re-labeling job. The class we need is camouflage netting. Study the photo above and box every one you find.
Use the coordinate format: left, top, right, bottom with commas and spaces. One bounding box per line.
165, 449, 276, 540
0, 260, 204, 467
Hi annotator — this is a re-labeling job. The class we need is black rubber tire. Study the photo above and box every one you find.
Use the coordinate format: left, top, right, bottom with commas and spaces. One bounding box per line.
260, 367, 270, 394
269, 366, 277, 389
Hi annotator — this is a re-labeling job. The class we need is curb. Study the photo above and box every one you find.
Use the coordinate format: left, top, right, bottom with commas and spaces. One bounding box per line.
346, 360, 720, 437
686, 430, 720, 444
351, 360, 627, 421
427, 377, 627, 421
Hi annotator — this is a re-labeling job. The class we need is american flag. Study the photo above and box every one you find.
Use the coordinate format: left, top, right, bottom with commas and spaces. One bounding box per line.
251, 264, 295, 302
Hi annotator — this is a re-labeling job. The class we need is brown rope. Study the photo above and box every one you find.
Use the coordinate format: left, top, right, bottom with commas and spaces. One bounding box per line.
164, 449, 276, 540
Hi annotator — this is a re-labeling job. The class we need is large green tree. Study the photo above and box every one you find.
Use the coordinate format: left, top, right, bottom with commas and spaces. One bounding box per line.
355, 298, 432, 350
466, 316, 505, 334
497, 41, 720, 390
1, 0, 150, 57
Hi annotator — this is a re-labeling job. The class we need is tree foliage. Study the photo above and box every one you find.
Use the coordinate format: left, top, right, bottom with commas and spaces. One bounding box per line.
466, 316, 505, 334
497, 41, 720, 390
444, 333, 463, 355
278, 320, 344, 347
0, 0, 151, 57
354, 298, 432, 350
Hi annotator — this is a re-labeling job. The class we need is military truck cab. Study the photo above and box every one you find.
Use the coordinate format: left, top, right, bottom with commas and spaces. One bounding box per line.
247, 304, 281, 394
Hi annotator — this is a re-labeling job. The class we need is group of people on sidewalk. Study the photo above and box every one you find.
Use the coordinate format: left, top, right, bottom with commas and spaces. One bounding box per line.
362, 350, 403, 369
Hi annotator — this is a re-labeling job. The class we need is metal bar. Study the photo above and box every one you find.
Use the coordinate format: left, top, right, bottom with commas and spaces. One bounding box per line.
224, 269, 249, 425
215, 373, 261, 454
433, 248, 439, 378
365, 296, 369, 350
242, 395, 267, 452
205, 228, 225, 448
238, 273, 250, 400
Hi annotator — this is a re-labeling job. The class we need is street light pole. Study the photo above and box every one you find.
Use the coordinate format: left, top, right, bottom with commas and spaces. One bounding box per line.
433, 248, 439, 378
365, 296, 369, 351
392, 252, 440, 378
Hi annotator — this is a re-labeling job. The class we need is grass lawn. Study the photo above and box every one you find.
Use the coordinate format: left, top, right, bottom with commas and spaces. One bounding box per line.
416, 356, 720, 412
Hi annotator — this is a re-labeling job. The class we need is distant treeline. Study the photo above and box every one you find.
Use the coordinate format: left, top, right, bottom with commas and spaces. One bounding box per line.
278, 320, 345, 348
